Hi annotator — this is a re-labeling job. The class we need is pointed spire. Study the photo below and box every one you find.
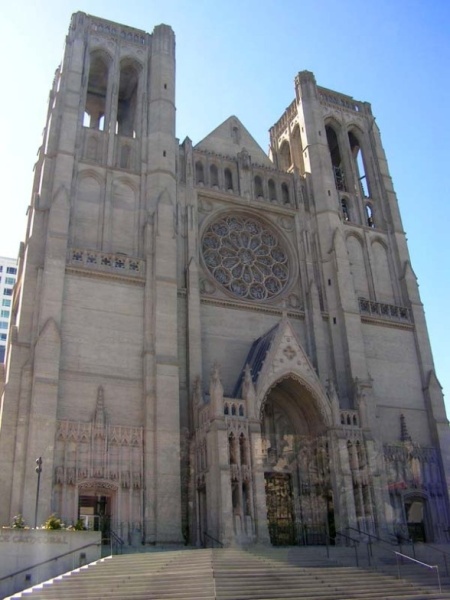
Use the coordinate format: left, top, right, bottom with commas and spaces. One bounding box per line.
93, 386, 106, 427
400, 414, 412, 442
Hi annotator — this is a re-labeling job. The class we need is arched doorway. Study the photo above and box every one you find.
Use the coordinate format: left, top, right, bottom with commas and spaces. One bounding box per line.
404, 495, 429, 542
261, 377, 334, 546
78, 482, 116, 543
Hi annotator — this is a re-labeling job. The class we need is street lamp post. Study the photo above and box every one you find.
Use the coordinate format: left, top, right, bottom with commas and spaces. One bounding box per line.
34, 457, 42, 528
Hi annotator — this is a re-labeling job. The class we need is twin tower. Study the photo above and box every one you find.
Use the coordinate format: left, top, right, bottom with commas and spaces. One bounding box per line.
0, 12, 449, 548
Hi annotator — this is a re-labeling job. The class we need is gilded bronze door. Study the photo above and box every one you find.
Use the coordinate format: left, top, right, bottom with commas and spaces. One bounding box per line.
265, 473, 295, 545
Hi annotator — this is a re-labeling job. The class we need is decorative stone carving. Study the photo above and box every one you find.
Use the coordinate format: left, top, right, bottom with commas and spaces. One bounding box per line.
326, 377, 341, 426
93, 386, 106, 427
202, 214, 290, 301
242, 364, 256, 418
209, 362, 224, 417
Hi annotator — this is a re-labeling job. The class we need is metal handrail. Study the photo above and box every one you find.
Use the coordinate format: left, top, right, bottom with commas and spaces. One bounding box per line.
202, 531, 223, 548
109, 529, 125, 555
394, 551, 441, 593
346, 525, 415, 559
0, 541, 101, 583
335, 531, 360, 567
415, 542, 450, 577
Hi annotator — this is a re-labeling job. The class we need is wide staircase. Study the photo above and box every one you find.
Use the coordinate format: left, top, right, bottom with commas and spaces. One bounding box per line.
6, 546, 450, 600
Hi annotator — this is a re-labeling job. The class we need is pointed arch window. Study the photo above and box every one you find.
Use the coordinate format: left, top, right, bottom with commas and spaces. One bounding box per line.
326, 125, 345, 191
84, 53, 110, 131
195, 161, 204, 185
224, 168, 233, 191
365, 203, 374, 228
349, 131, 370, 198
254, 176, 264, 199
341, 198, 350, 221
279, 141, 292, 171
281, 182, 290, 205
268, 179, 277, 202
116, 62, 139, 137
210, 164, 219, 188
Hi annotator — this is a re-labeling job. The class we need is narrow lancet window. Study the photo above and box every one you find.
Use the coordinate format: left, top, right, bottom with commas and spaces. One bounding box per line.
225, 168, 233, 191
281, 182, 290, 205
254, 176, 264, 198
349, 132, 370, 198
195, 161, 204, 185
268, 179, 277, 202
116, 63, 139, 137
365, 203, 374, 227
84, 53, 109, 131
341, 198, 350, 221
210, 164, 219, 188
326, 125, 345, 191
279, 141, 292, 171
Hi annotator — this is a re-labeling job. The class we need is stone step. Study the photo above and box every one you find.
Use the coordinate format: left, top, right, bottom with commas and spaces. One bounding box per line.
8, 546, 450, 600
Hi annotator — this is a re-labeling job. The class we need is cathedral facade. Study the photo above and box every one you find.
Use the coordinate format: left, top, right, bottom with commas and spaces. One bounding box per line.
0, 12, 449, 547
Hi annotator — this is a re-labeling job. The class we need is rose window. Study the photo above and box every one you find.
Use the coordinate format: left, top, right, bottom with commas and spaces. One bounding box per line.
202, 215, 289, 300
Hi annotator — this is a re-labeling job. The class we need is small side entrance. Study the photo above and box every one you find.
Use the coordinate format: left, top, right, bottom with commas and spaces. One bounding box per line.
79, 492, 112, 543
265, 473, 296, 545
405, 497, 427, 542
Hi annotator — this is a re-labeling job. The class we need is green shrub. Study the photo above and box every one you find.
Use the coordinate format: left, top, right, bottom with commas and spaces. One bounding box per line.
67, 519, 85, 531
43, 514, 63, 530
11, 514, 25, 529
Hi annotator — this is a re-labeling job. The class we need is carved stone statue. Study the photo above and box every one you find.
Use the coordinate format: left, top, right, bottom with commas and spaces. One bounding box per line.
209, 362, 224, 417
242, 364, 256, 418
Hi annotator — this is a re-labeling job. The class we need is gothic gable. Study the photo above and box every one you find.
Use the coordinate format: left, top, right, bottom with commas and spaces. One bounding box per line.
234, 319, 332, 425
195, 116, 273, 167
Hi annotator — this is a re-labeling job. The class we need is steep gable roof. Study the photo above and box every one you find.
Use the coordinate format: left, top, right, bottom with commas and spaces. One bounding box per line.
195, 116, 273, 167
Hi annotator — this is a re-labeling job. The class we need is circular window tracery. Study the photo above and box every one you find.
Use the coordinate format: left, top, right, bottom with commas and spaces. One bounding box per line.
202, 215, 290, 301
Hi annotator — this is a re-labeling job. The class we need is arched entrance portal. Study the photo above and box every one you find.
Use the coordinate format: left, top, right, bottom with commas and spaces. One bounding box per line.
261, 377, 334, 546
404, 495, 429, 542
78, 482, 116, 543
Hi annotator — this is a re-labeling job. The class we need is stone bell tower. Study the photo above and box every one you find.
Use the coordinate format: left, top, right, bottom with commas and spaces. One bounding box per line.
0, 13, 182, 543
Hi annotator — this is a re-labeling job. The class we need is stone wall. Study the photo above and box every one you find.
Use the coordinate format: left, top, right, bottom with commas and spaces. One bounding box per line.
0, 529, 101, 598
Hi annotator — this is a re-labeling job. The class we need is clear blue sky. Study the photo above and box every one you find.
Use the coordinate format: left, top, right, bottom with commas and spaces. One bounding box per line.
0, 0, 449, 415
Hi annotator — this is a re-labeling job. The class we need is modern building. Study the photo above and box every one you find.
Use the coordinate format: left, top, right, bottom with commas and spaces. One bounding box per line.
0, 12, 449, 547
0, 256, 18, 363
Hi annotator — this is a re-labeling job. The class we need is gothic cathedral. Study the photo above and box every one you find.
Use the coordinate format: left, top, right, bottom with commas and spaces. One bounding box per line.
1, 12, 449, 547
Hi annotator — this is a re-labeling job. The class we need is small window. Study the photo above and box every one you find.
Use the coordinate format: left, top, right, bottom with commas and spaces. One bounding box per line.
195, 161, 204, 185
341, 199, 350, 221
2, 299, 11, 307
365, 204, 374, 228
0, 266, 3, 272
6, 267, 16, 274
268, 179, 277, 202
0, 333, 7, 340
231, 404, 237, 416
254, 176, 264, 198
5, 277, 15, 285
210, 164, 219, 188
0, 322, 8, 329
3, 289, 12, 296
224, 168, 233, 191
281, 182, 290, 205
1, 310, 10, 318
